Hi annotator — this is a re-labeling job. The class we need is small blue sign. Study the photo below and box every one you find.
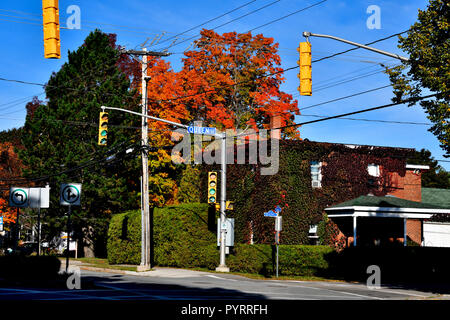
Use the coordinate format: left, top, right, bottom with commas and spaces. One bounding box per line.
264, 210, 278, 217
274, 205, 282, 213
0, 216, 3, 232
187, 126, 216, 135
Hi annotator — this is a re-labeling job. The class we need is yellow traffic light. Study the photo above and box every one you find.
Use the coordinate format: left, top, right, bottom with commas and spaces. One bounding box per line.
297, 42, 312, 96
208, 172, 217, 204
42, 0, 61, 59
98, 112, 108, 146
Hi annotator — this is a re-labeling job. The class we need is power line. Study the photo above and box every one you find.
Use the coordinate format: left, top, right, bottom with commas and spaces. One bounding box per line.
299, 84, 392, 111
154, 0, 258, 49
299, 113, 432, 126
272, 92, 441, 131
247, 0, 328, 33
158, 0, 282, 51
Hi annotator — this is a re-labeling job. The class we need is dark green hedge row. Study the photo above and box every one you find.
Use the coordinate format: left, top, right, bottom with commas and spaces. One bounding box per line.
107, 203, 334, 277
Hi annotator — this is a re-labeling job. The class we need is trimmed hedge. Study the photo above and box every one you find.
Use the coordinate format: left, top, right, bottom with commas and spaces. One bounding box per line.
107, 203, 333, 277
107, 210, 142, 265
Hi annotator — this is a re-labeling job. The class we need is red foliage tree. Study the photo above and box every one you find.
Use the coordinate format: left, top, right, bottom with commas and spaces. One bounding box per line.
179, 29, 300, 137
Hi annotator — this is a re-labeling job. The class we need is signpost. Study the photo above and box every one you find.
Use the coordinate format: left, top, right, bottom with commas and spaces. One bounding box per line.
60, 183, 82, 272
9, 187, 30, 251
264, 204, 284, 278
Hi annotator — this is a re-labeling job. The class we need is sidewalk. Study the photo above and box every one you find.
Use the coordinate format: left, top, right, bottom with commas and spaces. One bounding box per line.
60, 258, 211, 278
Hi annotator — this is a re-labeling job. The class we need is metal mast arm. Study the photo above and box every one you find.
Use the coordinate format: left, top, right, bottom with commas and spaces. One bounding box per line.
303, 31, 409, 62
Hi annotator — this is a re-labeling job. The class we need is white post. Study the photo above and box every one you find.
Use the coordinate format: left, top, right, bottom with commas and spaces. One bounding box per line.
216, 133, 229, 272
353, 216, 357, 247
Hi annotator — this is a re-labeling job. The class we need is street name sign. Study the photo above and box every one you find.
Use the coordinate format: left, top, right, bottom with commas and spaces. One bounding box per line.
264, 210, 278, 217
9, 187, 29, 207
60, 183, 82, 206
187, 126, 216, 135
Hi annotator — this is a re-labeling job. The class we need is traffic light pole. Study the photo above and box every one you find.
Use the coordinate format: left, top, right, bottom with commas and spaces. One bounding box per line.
100, 105, 230, 272
302, 31, 409, 62
216, 132, 229, 272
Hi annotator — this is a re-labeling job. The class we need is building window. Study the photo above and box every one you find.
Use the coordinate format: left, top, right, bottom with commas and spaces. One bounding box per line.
367, 163, 380, 177
308, 225, 319, 245
310, 161, 322, 188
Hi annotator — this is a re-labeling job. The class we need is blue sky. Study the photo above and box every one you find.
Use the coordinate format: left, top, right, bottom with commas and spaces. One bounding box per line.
0, 0, 448, 170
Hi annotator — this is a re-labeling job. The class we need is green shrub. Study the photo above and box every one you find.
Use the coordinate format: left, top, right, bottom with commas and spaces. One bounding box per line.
107, 210, 142, 265
107, 203, 334, 277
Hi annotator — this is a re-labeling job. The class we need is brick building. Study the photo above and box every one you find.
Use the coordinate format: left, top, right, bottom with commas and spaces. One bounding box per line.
325, 164, 450, 247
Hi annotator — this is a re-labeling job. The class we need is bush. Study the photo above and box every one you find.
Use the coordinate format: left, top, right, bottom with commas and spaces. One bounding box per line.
107, 203, 333, 277
107, 210, 142, 265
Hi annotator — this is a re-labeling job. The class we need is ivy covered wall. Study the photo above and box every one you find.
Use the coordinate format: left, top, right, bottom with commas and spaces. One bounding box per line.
194, 140, 414, 247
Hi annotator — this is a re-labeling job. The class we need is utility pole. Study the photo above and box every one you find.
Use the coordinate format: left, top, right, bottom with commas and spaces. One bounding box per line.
140, 48, 150, 271
119, 47, 170, 272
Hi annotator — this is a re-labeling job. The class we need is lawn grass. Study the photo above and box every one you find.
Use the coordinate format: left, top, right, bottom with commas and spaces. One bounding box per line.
63, 257, 138, 272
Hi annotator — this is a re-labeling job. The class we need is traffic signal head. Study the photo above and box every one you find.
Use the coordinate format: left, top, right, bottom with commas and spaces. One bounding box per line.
98, 112, 108, 146
208, 171, 217, 204
297, 42, 312, 96
42, 0, 61, 59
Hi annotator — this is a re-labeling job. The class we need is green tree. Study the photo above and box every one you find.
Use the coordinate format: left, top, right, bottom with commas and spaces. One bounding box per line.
19, 30, 141, 257
387, 0, 449, 156
177, 165, 202, 203
408, 148, 450, 188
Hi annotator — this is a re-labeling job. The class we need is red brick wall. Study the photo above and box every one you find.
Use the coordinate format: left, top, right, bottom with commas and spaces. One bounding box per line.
406, 219, 422, 245
387, 169, 422, 202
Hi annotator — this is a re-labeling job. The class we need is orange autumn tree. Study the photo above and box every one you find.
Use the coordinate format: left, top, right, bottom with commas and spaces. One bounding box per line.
180, 29, 300, 137
0, 142, 25, 224
134, 57, 190, 206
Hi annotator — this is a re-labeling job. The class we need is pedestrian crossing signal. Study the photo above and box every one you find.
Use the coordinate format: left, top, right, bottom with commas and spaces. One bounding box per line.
98, 112, 108, 146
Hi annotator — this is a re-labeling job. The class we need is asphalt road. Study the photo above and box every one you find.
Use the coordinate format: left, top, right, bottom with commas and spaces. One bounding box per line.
0, 266, 448, 301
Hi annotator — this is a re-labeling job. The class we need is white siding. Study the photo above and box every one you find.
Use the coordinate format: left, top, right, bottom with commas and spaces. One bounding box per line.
423, 222, 450, 248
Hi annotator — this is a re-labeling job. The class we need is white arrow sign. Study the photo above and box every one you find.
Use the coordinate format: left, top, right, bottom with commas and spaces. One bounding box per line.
60, 183, 82, 206
9, 187, 29, 207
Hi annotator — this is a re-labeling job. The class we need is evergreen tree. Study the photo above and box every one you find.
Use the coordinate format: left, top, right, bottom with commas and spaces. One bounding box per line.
19, 30, 141, 257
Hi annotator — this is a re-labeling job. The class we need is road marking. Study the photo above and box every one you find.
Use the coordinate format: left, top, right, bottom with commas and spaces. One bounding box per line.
206, 274, 238, 281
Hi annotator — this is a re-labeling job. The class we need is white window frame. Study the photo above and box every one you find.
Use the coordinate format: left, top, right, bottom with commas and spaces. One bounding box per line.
310, 161, 322, 188
367, 163, 380, 177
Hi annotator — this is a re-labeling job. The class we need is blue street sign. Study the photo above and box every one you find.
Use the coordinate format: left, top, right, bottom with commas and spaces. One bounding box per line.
274, 205, 282, 213
187, 126, 216, 135
264, 210, 278, 217
0, 216, 3, 232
